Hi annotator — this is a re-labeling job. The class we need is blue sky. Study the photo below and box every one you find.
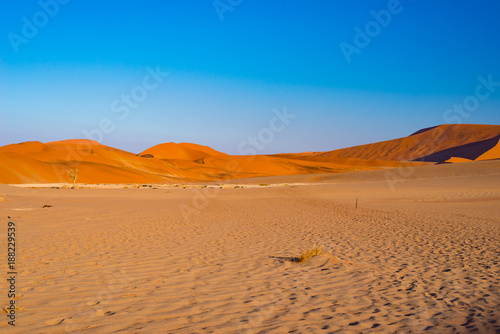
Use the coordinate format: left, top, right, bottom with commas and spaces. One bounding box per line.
1, 0, 499, 154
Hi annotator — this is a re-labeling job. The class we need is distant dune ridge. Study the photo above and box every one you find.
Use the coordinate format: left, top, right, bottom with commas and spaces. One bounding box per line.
297, 124, 500, 162
0, 124, 498, 184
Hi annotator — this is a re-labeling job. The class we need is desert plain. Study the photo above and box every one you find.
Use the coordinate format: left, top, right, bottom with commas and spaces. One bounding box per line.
1, 159, 499, 333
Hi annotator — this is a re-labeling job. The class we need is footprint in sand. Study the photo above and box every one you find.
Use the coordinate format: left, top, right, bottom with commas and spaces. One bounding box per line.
45, 318, 64, 325
95, 309, 115, 316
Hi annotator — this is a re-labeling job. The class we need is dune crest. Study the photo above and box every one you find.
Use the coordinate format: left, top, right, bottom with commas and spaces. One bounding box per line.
46, 139, 102, 146
0, 141, 49, 154
139, 142, 225, 161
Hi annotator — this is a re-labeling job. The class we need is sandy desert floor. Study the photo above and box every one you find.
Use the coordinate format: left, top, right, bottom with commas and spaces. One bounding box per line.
1, 161, 499, 333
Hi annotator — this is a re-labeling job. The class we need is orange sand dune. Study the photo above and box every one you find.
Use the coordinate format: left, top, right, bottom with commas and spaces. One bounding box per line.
1, 124, 498, 184
0, 140, 369, 184
0, 141, 210, 184
309, 124, 500, 162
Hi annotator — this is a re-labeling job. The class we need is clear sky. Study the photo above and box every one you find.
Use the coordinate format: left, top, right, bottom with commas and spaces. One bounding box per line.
1, 0, 499, 154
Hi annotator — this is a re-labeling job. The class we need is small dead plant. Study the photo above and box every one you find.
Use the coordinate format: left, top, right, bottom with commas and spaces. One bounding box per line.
295, 244, 325, 263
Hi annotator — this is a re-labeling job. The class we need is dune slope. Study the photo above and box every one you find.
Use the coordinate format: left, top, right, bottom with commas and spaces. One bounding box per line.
310, 124, 500, 162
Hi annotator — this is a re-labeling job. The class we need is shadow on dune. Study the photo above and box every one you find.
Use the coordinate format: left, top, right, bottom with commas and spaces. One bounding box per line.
415, 135, 500, 162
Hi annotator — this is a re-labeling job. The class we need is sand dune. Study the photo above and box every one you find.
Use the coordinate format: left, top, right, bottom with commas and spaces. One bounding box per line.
307, 124, 500, 162
0, 124, 498, 185
1, 161, 499, 333
0, 141, 419, 185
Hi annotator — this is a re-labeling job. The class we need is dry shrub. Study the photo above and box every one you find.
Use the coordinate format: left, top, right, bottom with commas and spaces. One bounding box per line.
295, 244, 325, 263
